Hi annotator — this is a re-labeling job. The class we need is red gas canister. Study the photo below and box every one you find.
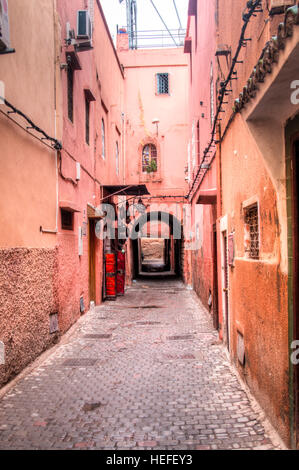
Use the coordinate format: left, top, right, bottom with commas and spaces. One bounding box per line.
105, 253, 117, 300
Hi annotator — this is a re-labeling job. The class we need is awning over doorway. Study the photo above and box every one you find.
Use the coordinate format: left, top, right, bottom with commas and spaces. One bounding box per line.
59, 200, 81, 213
87, 203, 106, 220
196, 189, 217, 205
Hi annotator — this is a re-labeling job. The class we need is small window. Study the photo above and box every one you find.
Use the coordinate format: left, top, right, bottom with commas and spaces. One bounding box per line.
142, 144, 157, 173
157, 73, 169, 95
85, 97, 90, 145
101, 119, 105, 159
61, 209, 74, 231
67, 66, 74, 122
244, 204, 259, 259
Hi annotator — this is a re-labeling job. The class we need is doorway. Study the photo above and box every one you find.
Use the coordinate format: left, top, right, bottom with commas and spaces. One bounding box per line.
213, 224, 219, 330
221, 226, 230, 350
292, 138, 299, 449
89, 219, 96, 303
286, 113, 299, 449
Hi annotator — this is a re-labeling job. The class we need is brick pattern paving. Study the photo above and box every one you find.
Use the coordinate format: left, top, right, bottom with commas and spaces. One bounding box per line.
0, 279, 280, 450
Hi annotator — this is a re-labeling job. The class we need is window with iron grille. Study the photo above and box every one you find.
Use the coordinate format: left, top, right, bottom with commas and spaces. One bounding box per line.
244, 204, 259, 259
61, 209, 74, 231
142, 144, 157, 173
67, 66, 74, 122
157, 73, 169, 95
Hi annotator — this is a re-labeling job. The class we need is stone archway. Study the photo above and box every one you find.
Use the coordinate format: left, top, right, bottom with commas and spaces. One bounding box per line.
130, 211, 183, 278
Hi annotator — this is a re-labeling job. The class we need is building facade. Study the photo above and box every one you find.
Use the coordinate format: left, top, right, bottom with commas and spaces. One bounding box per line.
117, 33, 189, 281
0, 0, 189, 389
184, 0, 219, 329
0, 0, 61, 387
186, 0, 299, 448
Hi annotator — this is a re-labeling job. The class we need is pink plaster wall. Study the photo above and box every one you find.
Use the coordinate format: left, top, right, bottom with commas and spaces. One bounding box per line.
185, 0, 218, 311
55, 0, 126, 331
118, 45, 189, 197
0, 0, 60, 387
0, 0, 58, 248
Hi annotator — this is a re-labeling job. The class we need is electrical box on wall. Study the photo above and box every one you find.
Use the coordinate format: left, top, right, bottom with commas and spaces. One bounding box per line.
78, 226, 83, 256
0, 0, 10, 51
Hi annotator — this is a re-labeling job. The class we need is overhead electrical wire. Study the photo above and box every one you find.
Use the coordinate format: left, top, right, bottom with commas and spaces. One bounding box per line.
0, 108, 56, 152
1, 97, 62, 150
172, 0, 182, 30
0, 99, 102, 187
186, 0, 263, 200
149, 0, 178, 46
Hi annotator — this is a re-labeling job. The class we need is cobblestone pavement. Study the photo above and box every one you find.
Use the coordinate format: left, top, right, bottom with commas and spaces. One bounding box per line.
0, 279, 281, 450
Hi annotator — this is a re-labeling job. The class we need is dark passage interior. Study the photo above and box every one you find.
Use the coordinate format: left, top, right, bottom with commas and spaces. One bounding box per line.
131, 211, 183, 280
294, 139, 299, 449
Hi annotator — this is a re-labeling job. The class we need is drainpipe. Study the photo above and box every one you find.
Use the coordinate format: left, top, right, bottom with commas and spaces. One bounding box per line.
40, 141, 59, 235
40, 0, 59, 235
122, 112, 126, 184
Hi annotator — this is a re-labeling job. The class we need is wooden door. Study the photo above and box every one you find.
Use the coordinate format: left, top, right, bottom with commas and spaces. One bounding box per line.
293, 139, 299, 448
222, 232, 229, 350
213, 224, 219, 330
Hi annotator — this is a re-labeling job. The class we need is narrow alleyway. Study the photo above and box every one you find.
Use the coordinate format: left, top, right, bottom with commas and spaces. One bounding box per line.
0, 280, 281, 450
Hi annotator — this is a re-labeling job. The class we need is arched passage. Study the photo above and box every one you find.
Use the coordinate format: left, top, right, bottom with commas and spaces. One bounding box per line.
130, 211, 183, 279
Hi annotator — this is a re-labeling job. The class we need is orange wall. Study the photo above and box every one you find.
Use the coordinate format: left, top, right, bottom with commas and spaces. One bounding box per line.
214, 1, 294, 444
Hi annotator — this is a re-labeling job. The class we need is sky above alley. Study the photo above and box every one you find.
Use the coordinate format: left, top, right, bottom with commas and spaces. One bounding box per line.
100, 0, 189, 46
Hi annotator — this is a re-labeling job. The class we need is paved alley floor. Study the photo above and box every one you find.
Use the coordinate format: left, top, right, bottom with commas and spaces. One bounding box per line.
0, 279, 281, 450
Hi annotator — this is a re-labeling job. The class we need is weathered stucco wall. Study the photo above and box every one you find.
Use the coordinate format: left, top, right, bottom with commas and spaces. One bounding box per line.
220, 113, 290, 443
230, 260, 289, 441
0, 249, 59, 387
0, 0, 61, 388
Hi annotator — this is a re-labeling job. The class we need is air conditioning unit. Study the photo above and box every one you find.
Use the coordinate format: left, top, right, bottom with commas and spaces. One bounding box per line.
77, 10, 92, 40
0, 0, 10, 51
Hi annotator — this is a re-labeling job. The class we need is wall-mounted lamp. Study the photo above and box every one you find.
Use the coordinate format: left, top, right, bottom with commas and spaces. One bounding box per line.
152, 118, 160, 135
